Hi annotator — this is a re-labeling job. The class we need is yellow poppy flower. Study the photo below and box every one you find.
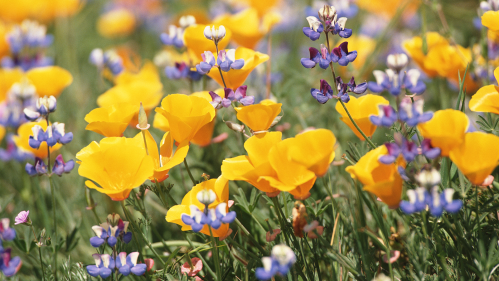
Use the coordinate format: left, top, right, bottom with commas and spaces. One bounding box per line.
346, 146, 405, 208
97, 62, 163, 126
207, 47, 269, 89
0, 0, 36, 23
213, 8, 281, 49
84, 103, 139, 137
222, 129, 336, 199
191, 90, 224, 147
335, 95, 389, 140
482, 11, 499, 32
25, 66, 73, 98
77, 135, 154, 201
0, 68, 24, 103
183, 24, 232, 63
470, 67, 499, 114
356, 0, 419, 19
417, 109, 469, 157
449, 132, 499, 185
402, 32, 449, 78
155, 94, 216, 144
166, 176, 231, 237
235, 102, 281, 132
97, 9, 136, 38
0, 22, 9, 60
337, 35, 375, 74
37, 0, 82, 22
0, 124, 5, 143
238, 0, 281, 16
222, 132, 282, 195
13, 121, 61, 159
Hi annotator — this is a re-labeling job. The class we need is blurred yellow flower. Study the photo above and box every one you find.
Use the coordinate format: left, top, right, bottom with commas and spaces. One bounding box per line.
97, 9, 136, 38
235, 102, 282, 132
222, 129, 336, 199
482, 11, 499, 32
449, 132, 499, 185
37, 0, 82, 22
13, 121, 61, 159
191, 90, 224, 147
85, 103, 139, 137
155, 94, 216, 144
357, 0, 419, 19
77, 135, 154, 201
166, 176, 231, 237
335, 95, 389, 140
403, 32, 477, 91
183, 24, 232, 63
470, 67, 499, 114
25, 66, 73, 98
337, 35, 375, 75
207, 47, 269, 89
0, 22, 9, 59
0, 68, 23, 103
0, 124, 5, 143
346, 145, 405, 208
214, 8, 281, 49
238, 0, 281, 16
97, 62, 163, 126
417, 109, 469, 157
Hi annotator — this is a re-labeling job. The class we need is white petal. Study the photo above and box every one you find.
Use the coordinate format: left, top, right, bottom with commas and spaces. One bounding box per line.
92, 254, 102, 266
128, 252, 140, 266
203, 26, 212, 39
336, 17, 347, 29
91, 225, 104, 237
406, 69, 420, 87
118, 252, 127, 265
373, 70, 387, 85
217, 25, 226, 39
101, 254, 111, 268
226, 49, 236, 62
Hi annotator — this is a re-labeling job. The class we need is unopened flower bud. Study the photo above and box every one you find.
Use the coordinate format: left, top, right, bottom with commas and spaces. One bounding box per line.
136, 102, 150, 130
415, 167, 441, 188
40, 228, 46, 238
270, 116, 282, 128
204, 25, 226, 44
386, 53, 408, 73
179, 15, 196, 28
225, 121, 245, 132
319, 5, 336, 21
197, 189, 216, 205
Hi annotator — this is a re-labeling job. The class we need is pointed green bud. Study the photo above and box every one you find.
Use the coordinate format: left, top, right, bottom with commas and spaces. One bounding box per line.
136, 102, 150, 130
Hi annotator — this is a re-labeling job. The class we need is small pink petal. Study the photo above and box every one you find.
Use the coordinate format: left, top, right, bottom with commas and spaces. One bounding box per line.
307, 226, 324, 239
181, 258, 203, 277
303, 220, 319, 233
382, 250, 400, 264
332, 160, 345, 166
266, 191, 281, 197
228, 200, 235, 208
14, 210, 29, 225
266, 229, 281, 242
212, 133, 229, 144
480, 175, 494, 187
275, 122, 291, 132
144, 258, 154, 271
194, 277, 202, 281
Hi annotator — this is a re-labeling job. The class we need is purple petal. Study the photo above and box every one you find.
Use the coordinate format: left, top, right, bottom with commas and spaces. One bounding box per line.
301, 58, 316, 68
231, 59, 244, 69
131, 264, 147, 276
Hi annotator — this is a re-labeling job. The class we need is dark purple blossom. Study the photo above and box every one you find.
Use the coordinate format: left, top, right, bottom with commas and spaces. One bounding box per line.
398, 99, 433, 127
369, 105, 397, 127
331, 42, 357, 66
310, 80, 334, 104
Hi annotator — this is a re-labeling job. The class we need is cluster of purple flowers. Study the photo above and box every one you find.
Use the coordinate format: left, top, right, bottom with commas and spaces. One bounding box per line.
0, 219, 22, 277
2, 20, 53, 71
302, 4, 367, 104
181, 189, 236, 232
367, 53, 426, 96
90, 214, 132, 248
256, 245, 296, 280
196, 49, 245, 75
87, 252, 146, 278
209, 86, 255, 108
89, 48, 124, 76
400, 168, 463, 217
370, 99, 433, 128
23, 96, 75, 177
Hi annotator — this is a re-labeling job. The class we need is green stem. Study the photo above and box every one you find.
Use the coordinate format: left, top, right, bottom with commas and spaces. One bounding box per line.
185, 235, 217, 279
271, 197, 292, 247
234, 218, 268, 256
209, 226, 222, 281
183, 159, 196, 186
46, 116, 57, 281
38, 246, 45, 281
120, 201, 165, 264
338, 99, 376, 149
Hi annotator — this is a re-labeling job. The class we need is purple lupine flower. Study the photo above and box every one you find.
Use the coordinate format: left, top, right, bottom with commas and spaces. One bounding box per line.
217, 49, 245, 72
116, 252, 147, 276
378, 134, 418, 164
196, 51, 216, 74
208, 91, 223, 109
24, 96, 57, 121
52, 155, 75, 176
51, 123, 73, 145
89, 224, 109, 248
28, 125, 49, 149
303, 16, 324, 41
420, 139, 441, 159
0, 134, 33, 162
403, 69, 426, 95
0, 248, 22, 277
335, 76, 367, 102
181, 206, 210, 232
209, 86, 254, 109
233, 86, 254, 106
117, 219, 132, 244
0, 219, 16, 241
165, 62, 190, 79
368, 69, 403, 96
25, 157, 48, 176
310, 79, 334, 104
331, 42, 357, 66
256, 245, 296, 280
369, 105, 397, 127
160, 25, 184, 48
86, 254, 114, 278
398, 99, 433, 127
301, 45, 331, 69
427, 187, 463, 217
331, 17, 352, 38
14, 211, 30, 226
400, 187, 428, 215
